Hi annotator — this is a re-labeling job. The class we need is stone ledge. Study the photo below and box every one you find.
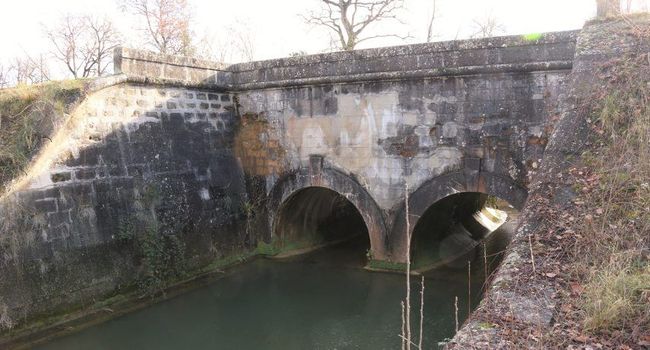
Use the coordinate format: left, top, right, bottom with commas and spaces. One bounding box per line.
230, 31, 578, 71
114, 47, 233, 87
112, 30, 577, 91
231, 61, 573, 91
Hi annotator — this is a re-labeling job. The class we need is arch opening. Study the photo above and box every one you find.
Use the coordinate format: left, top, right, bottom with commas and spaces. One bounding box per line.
273, 187, 370, 261
411, 192, 518, 272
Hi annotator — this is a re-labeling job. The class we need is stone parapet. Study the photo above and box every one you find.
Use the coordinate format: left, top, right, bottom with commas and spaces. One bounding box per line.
229, 31, 578, 90
113, 47, 233, 88
113, 31, 577, 91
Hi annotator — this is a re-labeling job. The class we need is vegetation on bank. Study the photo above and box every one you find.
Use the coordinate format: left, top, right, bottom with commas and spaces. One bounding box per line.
451, 16, 649, 349
571, 50, 649, 343
0, 80, 88, 194
544, 19, 649, 347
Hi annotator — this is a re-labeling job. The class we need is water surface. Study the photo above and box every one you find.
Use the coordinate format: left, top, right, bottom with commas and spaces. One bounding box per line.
36, 236, 504, 350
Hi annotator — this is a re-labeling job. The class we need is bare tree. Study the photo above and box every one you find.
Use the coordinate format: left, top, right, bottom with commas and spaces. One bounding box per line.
0, 64, 8, 88
119, 0, 194, 56
470, 13, 506, 39
197, 19, 257, 63
9, 55, 50, 85
426, 0, 437, 42
86, 16, 121, 76
303, 0, 410, 51
45, 15, 120, 78
45, 15, 94, 79
228, 22, 256, 62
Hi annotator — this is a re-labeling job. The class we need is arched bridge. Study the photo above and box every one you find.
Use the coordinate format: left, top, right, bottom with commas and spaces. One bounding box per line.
228, 31, 574, 263
0, 30, 579, 327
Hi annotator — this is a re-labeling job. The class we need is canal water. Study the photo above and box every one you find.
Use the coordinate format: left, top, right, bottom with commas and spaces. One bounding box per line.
35, 224, 512, 350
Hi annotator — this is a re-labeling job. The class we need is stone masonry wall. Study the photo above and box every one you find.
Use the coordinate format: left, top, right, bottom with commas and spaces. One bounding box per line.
0, 83, 251, 331
234, 31, 576, 262
237, 70, 569, 260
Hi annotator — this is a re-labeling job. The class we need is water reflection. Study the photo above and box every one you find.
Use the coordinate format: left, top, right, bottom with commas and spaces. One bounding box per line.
35, 227, 513, 350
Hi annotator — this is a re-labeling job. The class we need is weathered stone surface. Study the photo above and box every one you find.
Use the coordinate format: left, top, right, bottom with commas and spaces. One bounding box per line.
0, 83, 247, 334
236, 67, 568, 261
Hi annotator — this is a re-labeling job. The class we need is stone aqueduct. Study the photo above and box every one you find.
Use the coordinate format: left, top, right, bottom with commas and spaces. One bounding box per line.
0, 30, 578, 328
226, 30, 572, 261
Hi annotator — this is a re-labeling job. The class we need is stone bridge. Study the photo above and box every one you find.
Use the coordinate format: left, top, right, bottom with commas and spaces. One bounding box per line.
228, 31, 575, 262
0, 30, 578, 333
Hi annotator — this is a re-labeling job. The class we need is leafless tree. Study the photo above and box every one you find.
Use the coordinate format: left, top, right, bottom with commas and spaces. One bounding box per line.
45, 15, 120, 78
0, 64, 8, 88
86, 16, 121, 76
228, 23, 256, 62
426, 0, 437, 42
197, 19, 257, 63
303, 0, 410, 51
9, 55, 50, 85
119, 0, 194, 56
193, 32, 221, 61
470, 13, 506, 39
45, 15, 94, 79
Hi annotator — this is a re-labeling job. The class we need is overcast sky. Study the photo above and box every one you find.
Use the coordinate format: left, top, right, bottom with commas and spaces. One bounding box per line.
0, 0, 600, 73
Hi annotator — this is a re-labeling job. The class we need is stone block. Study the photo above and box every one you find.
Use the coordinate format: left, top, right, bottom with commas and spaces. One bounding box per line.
75, 168, 96, 180
51, 172, 72, 183
47, 211, 72, 227
33, 198, 58, 213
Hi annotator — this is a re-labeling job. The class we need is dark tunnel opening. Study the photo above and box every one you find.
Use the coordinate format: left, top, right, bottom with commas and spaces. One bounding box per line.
274, 187, 370, 261
411, 192, 518, 272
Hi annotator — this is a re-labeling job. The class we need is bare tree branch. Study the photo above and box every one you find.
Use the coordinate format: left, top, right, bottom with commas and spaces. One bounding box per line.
0, 64, 7, 89
6, 54, 50, 85
44, 15, 87, 78
426, 0, 437, 42
470, 13, 506, 39
44, 15, 121, 79
196, 19, 258, 63
119, 0, 194, 56
85, 16, 121, 76
303, 0, 409, 51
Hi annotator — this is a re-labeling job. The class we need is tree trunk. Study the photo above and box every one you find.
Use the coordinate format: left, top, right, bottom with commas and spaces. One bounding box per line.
596, 0, 620, 17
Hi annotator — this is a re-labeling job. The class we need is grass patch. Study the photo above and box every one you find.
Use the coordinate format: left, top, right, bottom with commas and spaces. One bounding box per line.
582, 258, 649, 333
367, 259, 407, 272
567, 45, 650, 344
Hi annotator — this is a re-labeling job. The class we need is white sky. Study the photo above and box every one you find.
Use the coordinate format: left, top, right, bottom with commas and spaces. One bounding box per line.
0, 0, 598, 73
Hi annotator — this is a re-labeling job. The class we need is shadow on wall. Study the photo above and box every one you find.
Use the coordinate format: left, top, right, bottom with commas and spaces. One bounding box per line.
0, 80, 257, 332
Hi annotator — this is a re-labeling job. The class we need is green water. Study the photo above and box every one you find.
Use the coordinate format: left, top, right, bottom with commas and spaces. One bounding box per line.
35, 235, 504, 350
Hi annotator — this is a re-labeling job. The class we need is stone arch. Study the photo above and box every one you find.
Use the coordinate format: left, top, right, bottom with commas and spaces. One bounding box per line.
268, 164, 389, 260
388, 171, 527, 262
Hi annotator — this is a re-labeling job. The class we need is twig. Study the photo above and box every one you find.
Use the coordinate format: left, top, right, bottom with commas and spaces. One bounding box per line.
398, 334, 420, 348
418, 275, 425, 350
404, 182, 412, 350
401, 301, 406, 350
483, 242, 488, 288
528, 233, 536, 274
454, 296, 459, 333
467, 260, 471, 319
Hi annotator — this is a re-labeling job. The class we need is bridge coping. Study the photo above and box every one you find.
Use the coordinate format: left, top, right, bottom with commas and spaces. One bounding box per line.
113, 30, 578, 90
